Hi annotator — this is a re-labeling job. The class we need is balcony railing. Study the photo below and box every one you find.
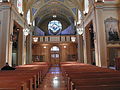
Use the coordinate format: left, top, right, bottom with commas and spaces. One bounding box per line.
32, 35, 77, 43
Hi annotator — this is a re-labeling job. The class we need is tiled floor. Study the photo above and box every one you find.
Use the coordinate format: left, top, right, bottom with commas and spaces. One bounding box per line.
37, 67, 67, 90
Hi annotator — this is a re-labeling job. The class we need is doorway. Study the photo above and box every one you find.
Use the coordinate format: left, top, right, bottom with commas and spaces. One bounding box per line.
85, 21, 95, 65
12, 21, 23, 66
50, 46, 60, 66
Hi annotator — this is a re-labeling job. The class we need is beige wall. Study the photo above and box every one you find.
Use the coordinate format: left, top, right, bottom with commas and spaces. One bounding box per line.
81, 2, 120, 67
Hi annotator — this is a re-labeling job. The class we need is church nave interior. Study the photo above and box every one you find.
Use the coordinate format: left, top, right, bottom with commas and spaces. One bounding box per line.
0, 0, 120, 90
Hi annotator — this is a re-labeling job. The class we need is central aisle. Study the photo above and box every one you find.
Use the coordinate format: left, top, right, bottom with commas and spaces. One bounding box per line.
37, 67, 67, 90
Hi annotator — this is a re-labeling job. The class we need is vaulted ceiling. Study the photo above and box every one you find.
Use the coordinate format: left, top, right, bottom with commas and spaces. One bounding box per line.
24, 0, 84, 22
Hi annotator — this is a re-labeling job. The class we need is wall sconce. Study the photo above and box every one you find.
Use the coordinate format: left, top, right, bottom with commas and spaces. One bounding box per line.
23, 28, 30, 36
33, 37, 38, 42
64, 46, 67, 48
71, 37, 76, 42
43, 46, 47, 48
77, 28, 83, 35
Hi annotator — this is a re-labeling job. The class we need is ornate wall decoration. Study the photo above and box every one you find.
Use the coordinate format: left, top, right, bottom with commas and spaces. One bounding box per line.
105, 17, 120, 43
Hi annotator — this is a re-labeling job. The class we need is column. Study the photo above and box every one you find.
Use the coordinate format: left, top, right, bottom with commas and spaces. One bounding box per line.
77, 35, 84, 63
8, 13, 13, 66
26, 33, 32, 64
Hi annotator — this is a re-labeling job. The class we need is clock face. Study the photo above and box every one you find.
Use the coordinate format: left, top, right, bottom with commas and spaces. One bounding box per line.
48, 20, 62, 34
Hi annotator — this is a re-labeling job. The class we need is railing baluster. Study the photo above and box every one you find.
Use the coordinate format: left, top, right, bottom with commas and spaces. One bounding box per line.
33, 35, 76, 43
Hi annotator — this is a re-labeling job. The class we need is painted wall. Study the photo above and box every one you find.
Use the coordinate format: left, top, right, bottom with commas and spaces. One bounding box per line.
102, 4, 120, 67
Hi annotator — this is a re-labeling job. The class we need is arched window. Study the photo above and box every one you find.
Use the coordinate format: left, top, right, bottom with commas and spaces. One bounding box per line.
27, 10, 31, 25
84, 0, 89, 13
51, 46, 60, 52
48, 20, 62, 34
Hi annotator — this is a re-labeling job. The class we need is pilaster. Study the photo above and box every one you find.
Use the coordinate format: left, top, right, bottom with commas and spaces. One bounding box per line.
95, 2, 107, 67
0, 5, 11, 67
26, 33, 32, 64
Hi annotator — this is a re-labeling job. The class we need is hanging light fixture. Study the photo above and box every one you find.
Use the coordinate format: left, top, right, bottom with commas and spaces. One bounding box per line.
23, 28, 30, 36
77, 28, 84, 35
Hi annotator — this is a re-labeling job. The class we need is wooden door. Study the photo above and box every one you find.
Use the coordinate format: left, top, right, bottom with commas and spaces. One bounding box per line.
51, 53, 60, 66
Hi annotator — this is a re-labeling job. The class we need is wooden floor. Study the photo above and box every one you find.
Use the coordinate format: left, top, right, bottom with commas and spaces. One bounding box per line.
37, 66, 67, 90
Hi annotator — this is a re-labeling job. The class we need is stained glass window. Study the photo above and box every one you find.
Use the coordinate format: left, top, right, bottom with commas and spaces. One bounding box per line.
84, 0, 89, 13
27, 10, 31, 25
48, 20, 62, 33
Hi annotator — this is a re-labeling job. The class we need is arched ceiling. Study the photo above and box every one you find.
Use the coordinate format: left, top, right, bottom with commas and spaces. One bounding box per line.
35, 1, 76, 25
23, 0, 84, 21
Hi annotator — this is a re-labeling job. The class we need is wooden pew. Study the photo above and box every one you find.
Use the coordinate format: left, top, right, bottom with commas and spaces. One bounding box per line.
0, 62, 50, 90
0, 81, 28, 90
60, 62, 120, 90
74, 85, 120, 90
0, 70, 40, 89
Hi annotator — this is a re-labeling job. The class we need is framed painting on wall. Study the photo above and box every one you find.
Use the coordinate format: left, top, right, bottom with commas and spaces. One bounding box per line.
104, 17, 120, 43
